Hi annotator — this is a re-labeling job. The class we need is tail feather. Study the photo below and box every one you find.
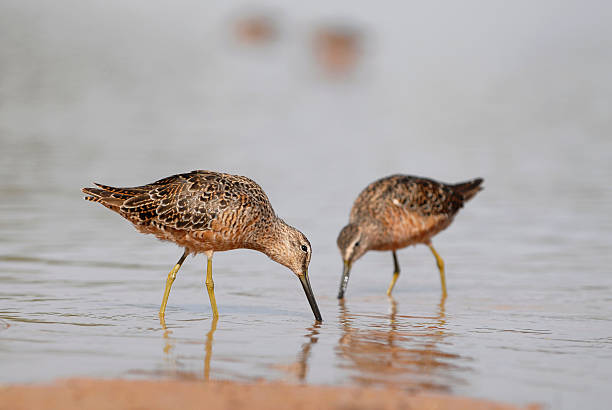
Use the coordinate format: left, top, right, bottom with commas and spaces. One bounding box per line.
82, 185, 132, 212
83, 194, 104, 203
453, 178, 483, 202
93, 183, 143, 197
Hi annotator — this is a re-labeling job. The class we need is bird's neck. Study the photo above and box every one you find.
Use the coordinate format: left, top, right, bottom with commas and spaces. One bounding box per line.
249, 217, 291, 261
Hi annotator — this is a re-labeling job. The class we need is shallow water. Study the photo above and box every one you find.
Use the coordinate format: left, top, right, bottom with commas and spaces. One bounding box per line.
1, 2, 612, 409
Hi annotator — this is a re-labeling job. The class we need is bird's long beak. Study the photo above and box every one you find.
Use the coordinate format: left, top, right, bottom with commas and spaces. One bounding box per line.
299, 271, 322, 322
337, 260, 351, 299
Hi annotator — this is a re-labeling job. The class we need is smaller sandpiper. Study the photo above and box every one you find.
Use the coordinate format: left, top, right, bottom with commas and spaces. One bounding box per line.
336, 174, 483, 299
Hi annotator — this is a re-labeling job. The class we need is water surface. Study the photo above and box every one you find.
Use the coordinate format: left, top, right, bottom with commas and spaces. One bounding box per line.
1, 2, 612, 410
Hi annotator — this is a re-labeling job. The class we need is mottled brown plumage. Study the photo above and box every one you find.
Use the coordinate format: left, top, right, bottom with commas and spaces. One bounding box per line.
337, 174, 483, 299
82, 170, 322, 322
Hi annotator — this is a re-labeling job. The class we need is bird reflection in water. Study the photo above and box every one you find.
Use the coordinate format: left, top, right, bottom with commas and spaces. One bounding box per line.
160, 316, 174, 354
275, 321, 321, 383
160, 315, 219, 381
203, 316, 219, 381
337, 296, 470, 392
159, 316, 182, 378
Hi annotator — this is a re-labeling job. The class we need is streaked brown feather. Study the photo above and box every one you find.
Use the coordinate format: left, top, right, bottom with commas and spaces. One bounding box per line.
82, 170, 279, 254
348, 174, 483, 250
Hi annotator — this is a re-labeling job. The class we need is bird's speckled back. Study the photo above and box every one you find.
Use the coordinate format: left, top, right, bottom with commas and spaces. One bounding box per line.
350, 175, 464, 221
83, 170, 279, 254
344, 174, 482, 251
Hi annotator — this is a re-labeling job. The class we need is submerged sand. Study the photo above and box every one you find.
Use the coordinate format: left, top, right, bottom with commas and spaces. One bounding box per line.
0, 379, 538, 410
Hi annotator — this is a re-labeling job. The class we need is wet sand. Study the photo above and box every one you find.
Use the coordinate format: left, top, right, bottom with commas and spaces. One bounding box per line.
0, 379, 537, 410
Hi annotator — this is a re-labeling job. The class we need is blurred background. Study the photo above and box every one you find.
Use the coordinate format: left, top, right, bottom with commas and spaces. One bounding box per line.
1, 1, 611, 409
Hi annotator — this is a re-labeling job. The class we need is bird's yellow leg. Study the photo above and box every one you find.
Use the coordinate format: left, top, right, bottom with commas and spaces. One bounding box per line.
427, 243, 447, 297
205, 252, 219, 318
159, 249, 189, 317
386, 251, 401, 296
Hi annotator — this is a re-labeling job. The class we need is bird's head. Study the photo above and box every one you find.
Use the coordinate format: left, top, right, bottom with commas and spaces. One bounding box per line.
337, 222, 368, 265
265, 221, 321, 322
336, 222, 369, 299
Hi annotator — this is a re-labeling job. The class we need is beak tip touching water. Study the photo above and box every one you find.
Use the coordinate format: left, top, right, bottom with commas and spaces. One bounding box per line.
299, 272, 323, 322
337, 285, 345, 299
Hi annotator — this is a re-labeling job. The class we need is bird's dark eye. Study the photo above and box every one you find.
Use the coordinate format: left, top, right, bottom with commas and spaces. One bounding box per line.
355, 241, 360, 247
301, 245, 308, 252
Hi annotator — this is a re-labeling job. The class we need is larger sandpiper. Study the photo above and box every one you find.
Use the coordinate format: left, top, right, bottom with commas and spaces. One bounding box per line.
83, 170, 322, 322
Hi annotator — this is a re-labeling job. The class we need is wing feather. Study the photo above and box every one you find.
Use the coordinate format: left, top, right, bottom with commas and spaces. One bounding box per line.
84, 170, 274, 233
